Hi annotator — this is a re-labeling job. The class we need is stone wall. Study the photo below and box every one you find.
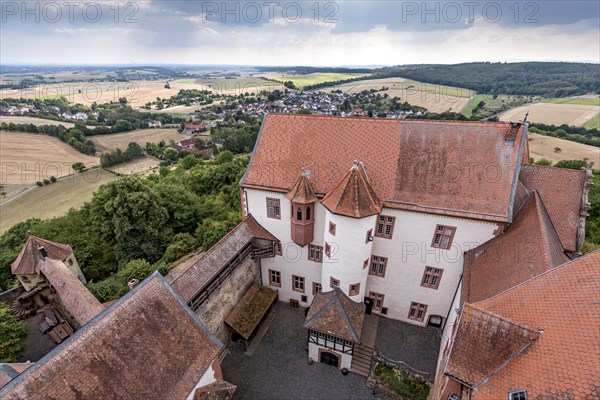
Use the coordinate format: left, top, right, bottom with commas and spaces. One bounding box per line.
195, 256, 262, 345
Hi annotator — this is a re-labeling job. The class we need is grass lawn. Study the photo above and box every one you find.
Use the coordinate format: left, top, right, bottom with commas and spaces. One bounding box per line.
0, 169, 116, 234
583, 112, 600, 130
274, 72, 370, 89
545, 97, 600, 106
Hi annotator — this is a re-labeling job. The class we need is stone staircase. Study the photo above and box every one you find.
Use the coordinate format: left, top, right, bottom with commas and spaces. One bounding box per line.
350, 344, 374, 377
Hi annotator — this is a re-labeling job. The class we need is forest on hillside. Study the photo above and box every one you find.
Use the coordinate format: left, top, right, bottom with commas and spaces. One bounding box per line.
372, 62, 600, 97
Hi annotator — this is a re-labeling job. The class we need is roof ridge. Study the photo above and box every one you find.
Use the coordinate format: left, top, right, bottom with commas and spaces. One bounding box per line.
334, 289, 362, 342
303, 290, 338, 327
467, 303, 540, 335
473, 250, 600, 306
530, 191, 553, 267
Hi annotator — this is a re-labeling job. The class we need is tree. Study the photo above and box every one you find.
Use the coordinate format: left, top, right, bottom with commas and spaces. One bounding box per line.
50, 176, 57, 183
72, 162, 86, 173
534, 158, 553, 166
554, 147, 562, 153
553, 159, 588, 170
0, 304, 27, 362
90, 177, 172, 264
214, 150, 234, 165
164, 82, 171, 89
163, 233, 198, 263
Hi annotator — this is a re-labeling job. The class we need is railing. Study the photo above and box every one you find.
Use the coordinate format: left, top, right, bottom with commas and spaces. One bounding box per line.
376, 351, 430, 379
251, 246, 274, 259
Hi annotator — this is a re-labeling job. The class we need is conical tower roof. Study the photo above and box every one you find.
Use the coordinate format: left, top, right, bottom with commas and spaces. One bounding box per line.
321, 161, 383, 218
285, 172, 318, 204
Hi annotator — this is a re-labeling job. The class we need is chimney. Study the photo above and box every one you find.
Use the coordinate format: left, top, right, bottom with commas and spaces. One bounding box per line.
38, 246, 48, 259
127, 279, 140, 290
506, 122, 521, 142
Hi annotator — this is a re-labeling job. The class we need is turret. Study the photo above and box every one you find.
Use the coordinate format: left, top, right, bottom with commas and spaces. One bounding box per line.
285, 169, 317, 247
320, 161, 383, 301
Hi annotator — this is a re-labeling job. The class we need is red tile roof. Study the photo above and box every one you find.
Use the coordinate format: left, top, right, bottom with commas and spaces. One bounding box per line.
446, 303, 540, 388
0, 272, 223, 400
304, 287, 365, 342
461, 250, 600, 399
519, 164, 586, 251
11, 236, 73, 275
462, 191, 569, 304
172, 214, 278, 303
242, 114, 526, 222
321, 162, 383, 218
285, 173, 318, 204
40, 259, 104, 326
224, 284, 277, 340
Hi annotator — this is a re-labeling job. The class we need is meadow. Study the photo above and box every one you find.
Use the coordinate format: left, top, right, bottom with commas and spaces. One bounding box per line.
271, 72, 370, 89
0, 169, 116, 234
0, 116, 76, 128
0, 131, 99, 185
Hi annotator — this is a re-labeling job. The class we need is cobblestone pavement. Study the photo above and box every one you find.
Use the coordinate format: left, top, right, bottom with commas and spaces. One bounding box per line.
221, 302, 392, 400
19, 312, 57, 362
374, 317, 442, 381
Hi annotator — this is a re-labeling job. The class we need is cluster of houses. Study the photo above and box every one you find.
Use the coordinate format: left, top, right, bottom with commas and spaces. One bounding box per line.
1, 114, 597, 400
0, 105, 40, 116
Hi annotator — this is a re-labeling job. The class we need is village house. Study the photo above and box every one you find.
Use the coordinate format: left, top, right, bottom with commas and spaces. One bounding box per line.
148, 119, 162, 128
184, 122, 205, 135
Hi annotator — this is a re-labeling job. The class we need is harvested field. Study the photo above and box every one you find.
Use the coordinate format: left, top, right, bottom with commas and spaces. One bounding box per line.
108, 156, 160, 176
0, 185, 30, 205
271, 72, 370, 89
500, 103, 600, 127
0, 169, 116, 234
0, 116, 76, 128
88, 128, 187, 152
528, 132, 600, 164
192, 78, 284, 95
331, 77, 472, 113
0, 131, 99, 185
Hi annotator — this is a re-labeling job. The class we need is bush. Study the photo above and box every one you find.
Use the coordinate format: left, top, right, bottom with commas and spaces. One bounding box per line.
163, 233, 198, 263
36, 181, 43, 187
375, 363, 429, 400
553, 159, 588, 170
534, 158, 553, 166
43, 179, 50, 185
50, 176, 57, 183
0, 304, 27, 362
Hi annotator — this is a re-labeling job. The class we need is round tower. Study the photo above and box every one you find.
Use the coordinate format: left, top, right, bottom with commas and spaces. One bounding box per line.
320, 161, 383, 302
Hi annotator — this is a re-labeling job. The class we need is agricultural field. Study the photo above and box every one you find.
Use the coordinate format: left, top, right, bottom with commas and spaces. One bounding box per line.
107, 156, 161, 176
528, 132, 600, 164
0, 116, 76, 128
88, 128, 187, 152
499, 102, 600, 127
269, 72, 370, 89
0, 131, 99, 185
0, 169, 116, 234
583, 113, 600, 130
544, 96, 600, 106
461, 94, 533, 118
191, 78, 284, 94
330, 77, 472, 113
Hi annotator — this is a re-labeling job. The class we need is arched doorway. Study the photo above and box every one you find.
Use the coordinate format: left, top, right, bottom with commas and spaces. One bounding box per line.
320, 350, 340, 367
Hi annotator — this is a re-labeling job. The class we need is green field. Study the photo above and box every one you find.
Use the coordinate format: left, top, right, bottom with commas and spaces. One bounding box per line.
274, 72, 370, 89
461, 94, 525, 118
583, 112, 600, 130
0, 169, 116, 234
545, 97, 600, 106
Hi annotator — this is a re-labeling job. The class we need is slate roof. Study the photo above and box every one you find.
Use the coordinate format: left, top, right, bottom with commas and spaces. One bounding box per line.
40, 259, 104, 326
321, 162, 383, 218
172, 214, 278, 303
242, 114, 526, 222
304, 287, 365, 342
519, 164, 586, 252
459, 250, 600, 399
11, 236, 73, 275
285, 173, 318, 204
0, 272, 223, 400
462, 191, 569, 304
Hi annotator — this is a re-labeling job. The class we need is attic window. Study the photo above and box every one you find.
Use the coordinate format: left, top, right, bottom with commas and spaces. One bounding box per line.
509, 390, 528, 400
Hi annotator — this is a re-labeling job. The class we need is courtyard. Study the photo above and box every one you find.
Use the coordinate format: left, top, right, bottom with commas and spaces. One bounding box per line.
221, 301, 441, 399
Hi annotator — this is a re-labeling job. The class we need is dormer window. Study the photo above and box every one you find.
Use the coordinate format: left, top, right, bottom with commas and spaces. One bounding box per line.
509, 390, 528, 400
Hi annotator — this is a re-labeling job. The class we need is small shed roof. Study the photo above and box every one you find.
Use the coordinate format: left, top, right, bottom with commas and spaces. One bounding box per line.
304, 288, 365, 342
224, 284, 277, 340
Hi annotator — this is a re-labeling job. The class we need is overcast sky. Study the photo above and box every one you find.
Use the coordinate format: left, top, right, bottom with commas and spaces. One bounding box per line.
1, 0, 599, 65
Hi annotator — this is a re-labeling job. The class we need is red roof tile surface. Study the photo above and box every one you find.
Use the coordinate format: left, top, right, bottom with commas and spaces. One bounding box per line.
0, 273, 223, 400
40, 259, 104, 326
519, 164, 586, 251
304, 287, 365, 342
462, 191, 569, 304
321, 162, 383, 218
224, 284, 277, 340
285, 173, 318, 204
461, 250, 600, 399
11, 236, 73, 275
172, 214, 277, 303
194, 380, 236, 400
242, 114, 526, 222
446, 303, 540, 388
